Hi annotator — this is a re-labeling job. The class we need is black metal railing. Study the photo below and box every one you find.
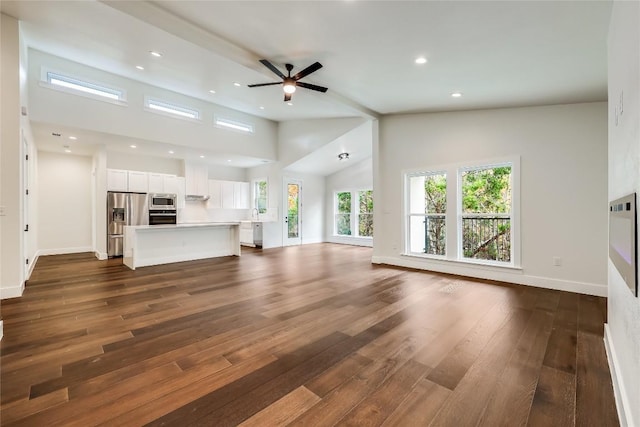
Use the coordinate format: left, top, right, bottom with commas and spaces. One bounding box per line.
462, 216, 511, 262
424, 215, 446, 255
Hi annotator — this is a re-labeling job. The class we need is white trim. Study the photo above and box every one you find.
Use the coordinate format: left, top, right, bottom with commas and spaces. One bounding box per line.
327, 236, 373, 247
604, 324, 633, 427
37, 246, 93, 256
26, 252, 39, 279
144, 96, 202, 122
95, 251, 108, 261
40, 67, 127, 106
0, 320, 3, 341
0, 282, 24, 299
214, 116, 254, 134
371, 255, 607, 297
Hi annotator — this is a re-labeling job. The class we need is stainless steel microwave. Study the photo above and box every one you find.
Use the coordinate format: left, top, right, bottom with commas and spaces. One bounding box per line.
149, 193, 177, 210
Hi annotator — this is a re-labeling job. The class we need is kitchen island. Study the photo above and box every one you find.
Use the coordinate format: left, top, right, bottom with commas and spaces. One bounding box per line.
123, 222, 240, 270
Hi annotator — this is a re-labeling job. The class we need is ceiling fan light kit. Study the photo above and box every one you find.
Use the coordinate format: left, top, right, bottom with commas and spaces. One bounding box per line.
338, 152, 349, 161
248, 59, 328, 101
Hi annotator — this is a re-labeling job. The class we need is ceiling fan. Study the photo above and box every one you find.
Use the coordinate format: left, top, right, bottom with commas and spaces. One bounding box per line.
248, 59, 328, 102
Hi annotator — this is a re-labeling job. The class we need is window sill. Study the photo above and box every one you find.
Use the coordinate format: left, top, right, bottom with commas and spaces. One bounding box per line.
401, 252, 522, 272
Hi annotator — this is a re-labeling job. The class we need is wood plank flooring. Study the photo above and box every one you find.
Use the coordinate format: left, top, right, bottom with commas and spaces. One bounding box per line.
0, 244, 619, 426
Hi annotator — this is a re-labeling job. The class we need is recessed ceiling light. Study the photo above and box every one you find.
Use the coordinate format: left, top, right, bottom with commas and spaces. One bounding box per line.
68, 136, 77, 140
168, 150, 174, 154
287, 102, 293, 106
199, 155, 205, 158
130, 145, 137, 148
227, 159, 232, 162
209, 90, 216, 94
233, 82, 241, 87
136, 65, 144, 70
259, 106, 265, 110
451, 92, 463, 98
149, 51, 163, 58
415, 57, 427, 64
65, 149, 72, 153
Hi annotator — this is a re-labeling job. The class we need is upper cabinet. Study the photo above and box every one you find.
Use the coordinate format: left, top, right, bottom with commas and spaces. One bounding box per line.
206, 179, 249, 209
149, 173, 179, 194
107, 169, 179, 195
184, 163, 208, 197
127, 171, 148, 193
106, 169, 128, 192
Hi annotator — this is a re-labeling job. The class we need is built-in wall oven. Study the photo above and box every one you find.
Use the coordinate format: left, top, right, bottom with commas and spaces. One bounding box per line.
148, 193, 177, 225
149, 209, 177, 225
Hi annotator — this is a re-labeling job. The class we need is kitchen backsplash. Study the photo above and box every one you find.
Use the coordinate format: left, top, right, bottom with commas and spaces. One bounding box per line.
178, 201, 250, 223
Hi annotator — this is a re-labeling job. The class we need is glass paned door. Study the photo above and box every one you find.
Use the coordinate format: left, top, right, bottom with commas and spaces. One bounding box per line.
284, 179, 302, 245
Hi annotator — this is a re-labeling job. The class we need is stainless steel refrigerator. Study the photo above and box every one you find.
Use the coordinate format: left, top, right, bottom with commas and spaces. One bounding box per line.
107, 192, 149, 258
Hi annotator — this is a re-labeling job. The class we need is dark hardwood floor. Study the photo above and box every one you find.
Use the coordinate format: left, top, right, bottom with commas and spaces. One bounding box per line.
0, 244, 619, 426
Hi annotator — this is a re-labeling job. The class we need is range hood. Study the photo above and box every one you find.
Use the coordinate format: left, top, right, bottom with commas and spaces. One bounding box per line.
185, 194, 210, 201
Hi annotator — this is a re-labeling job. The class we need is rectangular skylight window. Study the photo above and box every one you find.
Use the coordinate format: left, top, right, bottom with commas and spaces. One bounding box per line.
146, 98, 201, 120
46, 71, 124, 101
215, 117, 254, 133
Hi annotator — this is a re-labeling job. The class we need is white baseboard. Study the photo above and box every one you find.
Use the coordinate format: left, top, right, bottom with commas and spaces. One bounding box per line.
37, 246, 93, 256
0, 320, 3, 341
95, 251, 108, 260
604, 324, 633, 427
26, 252, 39, 279
0, 282, 24, 299
327, 236, 373, 247
371, 255, 607, 297
301, 238, 324, 245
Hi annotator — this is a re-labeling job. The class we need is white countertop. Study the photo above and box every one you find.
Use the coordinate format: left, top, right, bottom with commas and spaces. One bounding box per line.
127, 222, 240, 230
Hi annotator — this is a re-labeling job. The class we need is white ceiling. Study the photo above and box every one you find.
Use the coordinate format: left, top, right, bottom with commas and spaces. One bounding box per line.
1, 0, 612, 171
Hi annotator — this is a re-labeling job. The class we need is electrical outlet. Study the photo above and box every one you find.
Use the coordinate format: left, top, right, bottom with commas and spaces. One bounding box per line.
553, 257, 562, 267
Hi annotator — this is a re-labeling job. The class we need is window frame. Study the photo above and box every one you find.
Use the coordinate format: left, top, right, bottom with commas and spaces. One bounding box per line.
252, 178, 268, 215
144, 96, 201, 122
214, 116, 254, 134
403, 156, 520, 269
40, 68, 127, 105
333, 189, 374, 239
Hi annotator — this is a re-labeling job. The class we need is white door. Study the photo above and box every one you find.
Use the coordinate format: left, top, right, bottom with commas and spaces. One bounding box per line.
283, 178, 302, 246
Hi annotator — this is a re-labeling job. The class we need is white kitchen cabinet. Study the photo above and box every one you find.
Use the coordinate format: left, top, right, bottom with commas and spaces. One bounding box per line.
221, 181, 235, 209
128, 171, 148, 193
149, 173, 178, 194
148, 173, 164, 193
174, 177, 186, 209
234, 181, 250, 209
207, 180, 222, 209
107, 169, 128, 192
184, 163, 208, 196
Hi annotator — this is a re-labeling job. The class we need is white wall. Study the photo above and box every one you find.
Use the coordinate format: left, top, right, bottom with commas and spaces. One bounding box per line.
325, 157, 373, 246
606, 2, 640, 425
107, 151, 182, 175
28, 50, 278, 162
277, 118, 367, 167
1, 14, 24, 298
37, 151, 93, 254
375, 102, 608, 296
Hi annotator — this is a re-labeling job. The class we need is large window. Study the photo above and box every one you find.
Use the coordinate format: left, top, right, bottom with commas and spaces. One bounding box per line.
461, 165, 512, 263
358, 190, 374, 237
335, 191, 352, 236
334, 190, 373, 238
405, 159, 518, 267
408, 172, 447, 256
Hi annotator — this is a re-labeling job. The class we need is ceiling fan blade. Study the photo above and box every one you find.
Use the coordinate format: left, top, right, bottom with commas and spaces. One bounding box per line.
292, 62, 322, 80
297, 82, 328, 93
284, 93, 292, 102
259, 59, 286, 79
248, 82, 281, 88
